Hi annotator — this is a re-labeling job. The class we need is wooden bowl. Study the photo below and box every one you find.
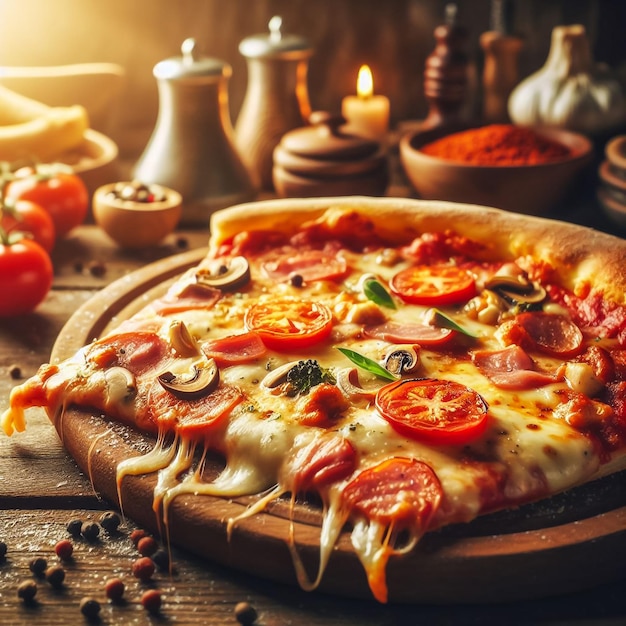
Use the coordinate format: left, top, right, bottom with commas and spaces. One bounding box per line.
92, 182, 182, 248
399, 125, 593, 215
58, 129, 120, 199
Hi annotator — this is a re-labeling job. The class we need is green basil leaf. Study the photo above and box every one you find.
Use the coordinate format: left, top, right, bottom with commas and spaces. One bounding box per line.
363, 279, 396, 309
430, 308, 477, 338
337, 347, 397, 381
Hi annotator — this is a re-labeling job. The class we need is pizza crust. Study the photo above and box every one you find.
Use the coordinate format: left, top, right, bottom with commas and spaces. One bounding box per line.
210, 197, 626, 303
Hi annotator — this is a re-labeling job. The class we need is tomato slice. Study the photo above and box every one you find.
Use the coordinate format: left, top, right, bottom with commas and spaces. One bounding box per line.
390, 264, 476, 306
261, 249, 348, 283
376, 378, 489, 445
244, 297, 333, 351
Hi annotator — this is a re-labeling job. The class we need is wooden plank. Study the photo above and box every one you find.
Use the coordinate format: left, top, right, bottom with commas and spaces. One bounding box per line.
0, 509, 623, 626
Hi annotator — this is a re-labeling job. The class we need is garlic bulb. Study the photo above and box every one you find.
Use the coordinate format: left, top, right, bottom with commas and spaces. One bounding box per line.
508, 24, 625, 134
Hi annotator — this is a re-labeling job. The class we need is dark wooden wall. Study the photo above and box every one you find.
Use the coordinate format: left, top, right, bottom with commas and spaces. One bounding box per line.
0, 0, 623, 159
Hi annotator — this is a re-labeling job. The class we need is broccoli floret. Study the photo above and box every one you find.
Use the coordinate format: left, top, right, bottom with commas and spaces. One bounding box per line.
285, 359, 336, 396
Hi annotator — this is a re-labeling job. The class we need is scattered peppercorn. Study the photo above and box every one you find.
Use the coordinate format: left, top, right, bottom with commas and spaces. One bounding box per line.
29, 557, 48, 577
130, 528, 148, 547
151, 549, 170, 571
17, 580, 38, 603
131, 556, 155, 582
55, 539, 74, 561
104, 577, 125, 602
99, 511, 121, 533
45, 565, 66, 588
137, 536, 158, 557
234, 600, 258, 625
289, 273, 304, 288
0, 541, 7, 560
81, 521, 100, 542
8, 364, 21, 379
88, 260, 107, 278
66, 518, 83, 537
176, 236, 189, 249
141, 588, 162, 614
80, 597, 101, 619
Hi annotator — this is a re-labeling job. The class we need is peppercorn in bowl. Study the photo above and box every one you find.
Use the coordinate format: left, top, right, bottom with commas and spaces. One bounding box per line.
399, 124, 593, 215
93, 181, 183, 248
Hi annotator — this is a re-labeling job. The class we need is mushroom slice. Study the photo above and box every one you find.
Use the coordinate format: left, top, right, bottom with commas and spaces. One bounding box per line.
383, 345, 420, 376
336, 367, 377, 400
196, 256, 250, 291
104, 367, 136, 403
167, 320, 201, 357
157, 358, 219, 400
484, 275, 546, 304
260, 361, 300, 390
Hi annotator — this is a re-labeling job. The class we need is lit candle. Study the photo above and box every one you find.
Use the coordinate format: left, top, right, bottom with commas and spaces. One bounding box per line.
341, 65, 390, 140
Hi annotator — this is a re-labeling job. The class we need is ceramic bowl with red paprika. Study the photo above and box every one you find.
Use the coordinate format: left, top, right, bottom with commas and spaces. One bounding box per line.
399, 123, 593, 216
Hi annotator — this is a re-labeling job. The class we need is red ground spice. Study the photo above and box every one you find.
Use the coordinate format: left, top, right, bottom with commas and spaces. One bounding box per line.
421, 124, 572, 165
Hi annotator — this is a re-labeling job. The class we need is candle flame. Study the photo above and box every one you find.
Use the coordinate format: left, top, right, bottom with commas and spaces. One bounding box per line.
357, 65, 374, 99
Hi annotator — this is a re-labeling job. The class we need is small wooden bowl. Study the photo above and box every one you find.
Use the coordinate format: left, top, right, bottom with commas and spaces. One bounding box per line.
399, 125, 593, 215
93, 182, 182, 248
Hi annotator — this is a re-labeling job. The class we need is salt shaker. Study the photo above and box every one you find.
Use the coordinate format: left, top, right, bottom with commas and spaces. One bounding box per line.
133, 38, 255, 227
235, 16, 313, 190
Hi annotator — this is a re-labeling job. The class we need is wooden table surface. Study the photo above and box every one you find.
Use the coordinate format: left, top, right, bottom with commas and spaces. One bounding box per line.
1, 215, 625, 626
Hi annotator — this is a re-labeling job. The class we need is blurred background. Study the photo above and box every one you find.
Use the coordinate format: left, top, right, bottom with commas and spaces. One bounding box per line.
0, 0, 623, 162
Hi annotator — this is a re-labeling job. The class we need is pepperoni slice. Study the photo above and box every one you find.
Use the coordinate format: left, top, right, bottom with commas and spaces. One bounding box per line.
202, 331, 267, 367
376, 378, 489, 445
261, 249, 348, 283
516, 312, 583, 358
147, 382, 244, 439
87, 331, 168, 376
390, 264, 476, 306
342, 457, 442, 528
284, 435, 357, 493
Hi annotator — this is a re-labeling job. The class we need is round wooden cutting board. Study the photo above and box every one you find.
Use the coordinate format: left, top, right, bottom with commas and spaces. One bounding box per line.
50, 248, 626, 604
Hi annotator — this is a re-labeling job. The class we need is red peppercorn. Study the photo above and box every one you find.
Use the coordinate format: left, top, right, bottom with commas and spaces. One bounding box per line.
141, 588, 162, 613
104, 577, 125, 602
130, 529, 147, 547
131, 556, 155, 581
137, 536, 158, 557
55, 539, 74, 561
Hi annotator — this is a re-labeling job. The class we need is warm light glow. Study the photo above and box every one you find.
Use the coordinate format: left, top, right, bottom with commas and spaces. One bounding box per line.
356, 65, 374, 99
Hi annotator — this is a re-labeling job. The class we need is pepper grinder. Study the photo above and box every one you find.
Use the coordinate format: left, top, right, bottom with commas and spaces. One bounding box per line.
133, 38, 255, 227
422, 4, 471, 130
235, 16, 313, 190
480, 0, 523, 123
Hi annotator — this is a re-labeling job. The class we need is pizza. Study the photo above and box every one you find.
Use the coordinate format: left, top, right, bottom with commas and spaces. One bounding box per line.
2, 197, 626, 603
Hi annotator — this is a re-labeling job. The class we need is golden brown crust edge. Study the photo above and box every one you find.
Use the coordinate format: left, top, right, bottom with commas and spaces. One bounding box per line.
209, 197, 626, 304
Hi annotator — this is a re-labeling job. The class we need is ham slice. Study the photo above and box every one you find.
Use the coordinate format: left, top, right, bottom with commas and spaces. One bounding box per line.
471, 345, 556, 390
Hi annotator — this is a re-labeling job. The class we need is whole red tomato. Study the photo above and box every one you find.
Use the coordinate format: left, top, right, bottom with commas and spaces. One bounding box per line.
0, 238, 53, 316
1, 199, 56, 252
6, 168, 88, 238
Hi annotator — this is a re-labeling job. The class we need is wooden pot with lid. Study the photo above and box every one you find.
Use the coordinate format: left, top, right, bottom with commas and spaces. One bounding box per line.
272, 112, 388, 198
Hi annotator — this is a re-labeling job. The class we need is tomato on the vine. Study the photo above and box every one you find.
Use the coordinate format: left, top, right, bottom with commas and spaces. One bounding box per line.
6, 167, 88, 238
0, 199, 56, 252
0, 238, 53, 316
